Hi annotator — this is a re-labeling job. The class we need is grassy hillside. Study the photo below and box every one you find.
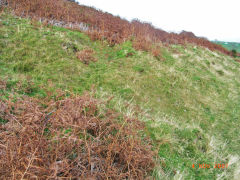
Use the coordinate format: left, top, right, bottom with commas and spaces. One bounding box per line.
1, 12, 240, 179
214, 41, 240, 54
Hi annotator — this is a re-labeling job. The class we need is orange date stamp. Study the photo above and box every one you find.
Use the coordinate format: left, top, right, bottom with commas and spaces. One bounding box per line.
192, 163, 228, 169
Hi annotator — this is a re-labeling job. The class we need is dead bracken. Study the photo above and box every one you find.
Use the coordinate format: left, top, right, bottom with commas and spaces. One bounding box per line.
4, 0, 232, 57
0, 90, 155, 179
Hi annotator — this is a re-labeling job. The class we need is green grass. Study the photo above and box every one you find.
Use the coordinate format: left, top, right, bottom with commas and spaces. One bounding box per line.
213, 40, 240, 54
1, 12, 240, 179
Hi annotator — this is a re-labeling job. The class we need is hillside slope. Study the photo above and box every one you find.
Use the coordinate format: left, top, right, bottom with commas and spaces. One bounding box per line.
0, 12, 240, 179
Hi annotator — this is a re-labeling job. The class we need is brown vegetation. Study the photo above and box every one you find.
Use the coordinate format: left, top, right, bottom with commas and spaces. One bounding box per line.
133, 38, 152, 52
5, 0, 231, 56
0, 87, 155, 179
151, 47, 163, 60
0, 79, 7, 90
76, 48, 97, 65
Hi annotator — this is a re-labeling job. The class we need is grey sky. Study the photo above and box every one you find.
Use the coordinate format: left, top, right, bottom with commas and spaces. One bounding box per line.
78, 0, 240, 42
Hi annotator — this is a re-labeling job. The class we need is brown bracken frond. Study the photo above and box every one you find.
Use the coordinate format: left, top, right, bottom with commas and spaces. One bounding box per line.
0, 91, 155, 179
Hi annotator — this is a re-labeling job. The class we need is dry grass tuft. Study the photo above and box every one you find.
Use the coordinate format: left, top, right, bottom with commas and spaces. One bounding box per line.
76, 48, 97, 65
0, 91, 155, 179
151, 47, 162, 60
132, 38, 152, 52
0, 79, 7, 90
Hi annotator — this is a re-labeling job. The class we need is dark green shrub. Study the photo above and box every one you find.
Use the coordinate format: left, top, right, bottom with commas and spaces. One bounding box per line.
232, 49, 237, 57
